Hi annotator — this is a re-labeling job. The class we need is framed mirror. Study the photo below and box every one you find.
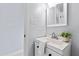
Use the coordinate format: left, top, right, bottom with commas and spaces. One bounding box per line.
47, 3, 67, 27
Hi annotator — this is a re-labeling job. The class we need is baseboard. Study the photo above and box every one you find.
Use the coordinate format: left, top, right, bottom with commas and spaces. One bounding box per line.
4, 49, 24, 56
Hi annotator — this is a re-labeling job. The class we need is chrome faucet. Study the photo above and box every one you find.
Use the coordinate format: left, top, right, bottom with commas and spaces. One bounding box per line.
51, 32, 58, 39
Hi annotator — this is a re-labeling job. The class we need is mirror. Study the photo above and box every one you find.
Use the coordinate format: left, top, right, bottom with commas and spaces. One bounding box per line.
47, 3, 67, 27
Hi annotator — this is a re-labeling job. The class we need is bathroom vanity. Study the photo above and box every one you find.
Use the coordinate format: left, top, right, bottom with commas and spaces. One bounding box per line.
35, 37, 71, 56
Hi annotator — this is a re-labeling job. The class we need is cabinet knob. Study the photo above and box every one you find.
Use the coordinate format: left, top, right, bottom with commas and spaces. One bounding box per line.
37, 46, 39, 48
49, 54, 52, 56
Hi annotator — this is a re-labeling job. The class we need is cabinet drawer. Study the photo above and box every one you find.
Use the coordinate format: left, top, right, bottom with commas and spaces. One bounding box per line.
46, 48, 61, 56
47, 44, 63, 55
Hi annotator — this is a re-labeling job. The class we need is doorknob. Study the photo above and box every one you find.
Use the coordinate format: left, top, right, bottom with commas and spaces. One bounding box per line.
24, 34, 26, 38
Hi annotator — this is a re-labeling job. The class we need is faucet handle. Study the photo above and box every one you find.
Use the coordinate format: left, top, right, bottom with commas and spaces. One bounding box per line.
51, 32, 58, 39
52, 32, 56, 37
51, 32, 55, 38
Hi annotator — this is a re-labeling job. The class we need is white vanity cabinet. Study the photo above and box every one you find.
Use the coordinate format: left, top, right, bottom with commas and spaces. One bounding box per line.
46, 42, 71, 56
35, 37, 71, 56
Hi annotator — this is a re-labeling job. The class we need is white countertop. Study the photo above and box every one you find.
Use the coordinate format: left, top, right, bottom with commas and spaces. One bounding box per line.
36, 36, 71, 50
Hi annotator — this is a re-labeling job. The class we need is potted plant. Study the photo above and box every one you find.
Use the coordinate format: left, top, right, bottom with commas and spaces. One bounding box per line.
60, 32, 72, 42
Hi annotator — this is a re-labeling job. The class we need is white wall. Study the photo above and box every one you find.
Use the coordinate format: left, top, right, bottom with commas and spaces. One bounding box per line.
24, 3, 79, 56
24, 3, 46, 56
47, 3, 79, 56
0, 4, 24, 55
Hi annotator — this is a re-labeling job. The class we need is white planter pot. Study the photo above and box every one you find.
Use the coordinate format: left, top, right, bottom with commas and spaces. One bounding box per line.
63, 38, 70, 42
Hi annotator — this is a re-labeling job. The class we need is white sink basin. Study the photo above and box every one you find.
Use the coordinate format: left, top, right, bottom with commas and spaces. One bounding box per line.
46, 37, 69, 50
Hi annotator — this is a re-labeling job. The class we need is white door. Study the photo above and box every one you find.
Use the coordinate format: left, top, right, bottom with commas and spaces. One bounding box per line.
24, 3, 46, 56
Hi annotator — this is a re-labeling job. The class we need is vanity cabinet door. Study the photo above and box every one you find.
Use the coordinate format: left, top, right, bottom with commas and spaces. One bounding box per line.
46, 48, 61, 56
35, 42, 39, 56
